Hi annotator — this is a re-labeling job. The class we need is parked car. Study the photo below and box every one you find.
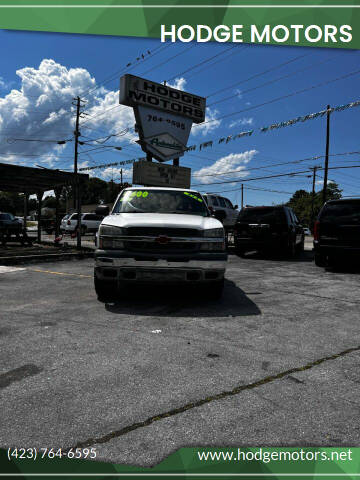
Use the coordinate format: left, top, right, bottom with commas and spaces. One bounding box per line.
64, 213, 104, 235
202, 194, 239, 230
15, 216, 25, 226
303, 227, 311, 236
0, 212, 24, 244
60, 214, 70, 233
234, 205, 305, 256
314, 198, 360, 267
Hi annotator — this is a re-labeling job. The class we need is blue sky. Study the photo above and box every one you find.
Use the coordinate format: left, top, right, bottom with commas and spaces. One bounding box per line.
0, 29, 359, 207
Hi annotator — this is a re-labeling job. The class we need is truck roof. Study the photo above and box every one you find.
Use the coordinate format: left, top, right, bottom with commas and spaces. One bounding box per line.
123, 186, 201, 192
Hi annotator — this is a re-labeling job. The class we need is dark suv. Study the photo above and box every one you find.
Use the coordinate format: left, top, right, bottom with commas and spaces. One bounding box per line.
314, 198, 360, 267
234, 205, 304, 256
0, 212, 24, 245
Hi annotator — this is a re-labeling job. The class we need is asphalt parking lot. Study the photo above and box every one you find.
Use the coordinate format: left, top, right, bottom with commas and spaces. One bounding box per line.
1, 251, 360, 466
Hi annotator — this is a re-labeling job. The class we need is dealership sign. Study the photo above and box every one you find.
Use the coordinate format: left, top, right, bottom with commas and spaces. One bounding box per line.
132, 160, 191, 189
120, 74, 206, 162
120, 74, 206, 123
140, 132, 186, 161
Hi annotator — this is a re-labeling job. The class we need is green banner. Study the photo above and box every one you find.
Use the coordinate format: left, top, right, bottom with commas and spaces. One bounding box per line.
1, 446, 360, 479
0, 1, 359, 49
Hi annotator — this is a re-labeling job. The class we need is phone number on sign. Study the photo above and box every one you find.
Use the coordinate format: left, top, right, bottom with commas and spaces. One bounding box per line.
146, 114, 186, 130
7, 447, 96, 461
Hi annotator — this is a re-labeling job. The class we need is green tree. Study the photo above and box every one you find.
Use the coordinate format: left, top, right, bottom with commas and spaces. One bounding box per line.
81, 177, 109, 205
43, 195, 57, 208
287, 182, 342, 227
0, 191, 26, 214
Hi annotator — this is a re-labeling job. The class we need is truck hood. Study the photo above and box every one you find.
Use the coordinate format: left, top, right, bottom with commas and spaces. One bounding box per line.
101, 213, 222, 231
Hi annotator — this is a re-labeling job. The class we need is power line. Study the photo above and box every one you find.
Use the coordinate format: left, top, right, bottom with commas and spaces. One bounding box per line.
208, 54, 337, 108
0, 151, 73, 159
140, 44, 196, 78
206, 52, 310, 98
80, 44, 194, 128
186, 45, 249, 80
194, 68, 360, 128
81, 43, 169, 100
167, 43, 239, 82
192, 165, 360, 187
9, 42, 167, 143
191, 151, 360, 178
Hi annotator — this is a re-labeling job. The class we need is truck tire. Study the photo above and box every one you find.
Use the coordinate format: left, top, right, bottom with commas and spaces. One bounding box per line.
286, 238, 296, 258
94, 274, 117, 301
234, 239, 246, 257
296, 238, 305, 253
314, 253, 326, 267
235, 248, 246, 257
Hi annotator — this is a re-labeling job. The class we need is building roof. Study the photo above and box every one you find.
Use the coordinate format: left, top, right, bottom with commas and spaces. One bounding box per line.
0, 163, 88, 194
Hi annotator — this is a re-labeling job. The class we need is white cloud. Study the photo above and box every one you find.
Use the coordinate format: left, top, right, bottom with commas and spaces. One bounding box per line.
235, 89, 242, 99
167, 77, 186, 91
0, 77, 7, 89
193, 150, 258, 185
316, 179, 335, 186
0, 59, 137, 166
191, 107, 221, 137
229, 117, 254, 129
101, 166, 132, 181
168, 78, 221, 137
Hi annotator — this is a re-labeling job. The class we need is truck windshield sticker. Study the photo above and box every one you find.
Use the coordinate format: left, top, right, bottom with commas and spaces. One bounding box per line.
184, 191, 203, 203
128, 190, 149, 199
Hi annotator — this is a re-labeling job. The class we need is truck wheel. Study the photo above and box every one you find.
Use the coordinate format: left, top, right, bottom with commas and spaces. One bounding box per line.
234, 239, 246, 257
286, 238, 296, 258
296, 238, 305, 253
314, 253, 326, 267
94, 274, 117, 301
207, 279, 224, 299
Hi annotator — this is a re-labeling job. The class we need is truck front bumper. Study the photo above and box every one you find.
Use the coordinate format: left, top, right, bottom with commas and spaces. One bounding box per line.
94, 250, 227, 284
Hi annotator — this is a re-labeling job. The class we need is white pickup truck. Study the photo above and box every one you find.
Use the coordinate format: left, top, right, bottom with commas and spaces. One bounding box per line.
94, 187, 227, 300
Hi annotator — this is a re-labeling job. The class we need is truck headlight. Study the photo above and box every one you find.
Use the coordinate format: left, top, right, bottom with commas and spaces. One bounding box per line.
98, 225, 125, 249
200, 242, 225, 251
203, 228, 224, 238
99, 238, 125, 250
99, 225, 125, 236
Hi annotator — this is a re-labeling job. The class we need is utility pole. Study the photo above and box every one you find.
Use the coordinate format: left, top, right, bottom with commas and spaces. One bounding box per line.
322, 104, 331, 205
120, 169, 123, 185
72, 96, 85, 250
310, 166, 319, 228
241, 183, 244, 209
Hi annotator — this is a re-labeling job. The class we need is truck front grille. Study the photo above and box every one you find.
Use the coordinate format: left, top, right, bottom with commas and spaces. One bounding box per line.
126, 227, 202, 237
124, 241, 199, 253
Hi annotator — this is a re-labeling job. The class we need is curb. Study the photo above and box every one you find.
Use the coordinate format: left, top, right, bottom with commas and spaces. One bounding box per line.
0, 252, 94, 266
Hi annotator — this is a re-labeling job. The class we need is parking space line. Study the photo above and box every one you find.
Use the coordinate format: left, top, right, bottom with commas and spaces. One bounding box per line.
30, 268, 92, 278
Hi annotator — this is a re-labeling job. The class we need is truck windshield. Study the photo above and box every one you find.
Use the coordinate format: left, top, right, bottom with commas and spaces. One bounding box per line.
113, 189, 209, 217
237, 207, 286, 224
321, 201, 360, 225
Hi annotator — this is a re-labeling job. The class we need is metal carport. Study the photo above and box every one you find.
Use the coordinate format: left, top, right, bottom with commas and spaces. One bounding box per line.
0, 163, 89, 248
